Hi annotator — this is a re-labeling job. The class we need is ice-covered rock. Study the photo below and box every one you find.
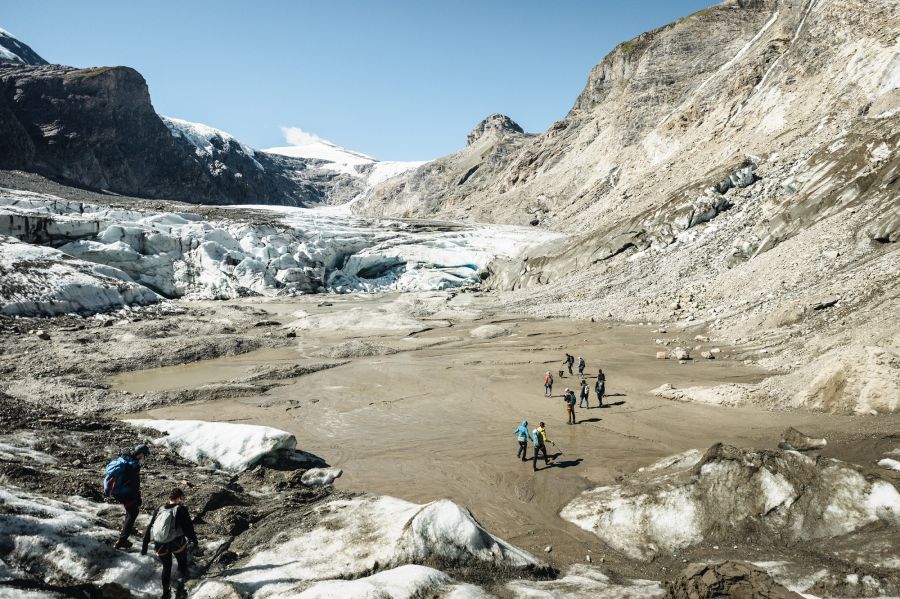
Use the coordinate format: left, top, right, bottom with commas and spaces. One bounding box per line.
0, 235, 160, 316
202, 494, 543, 597
778, 427, 827, 451
125, 419, 297, 473
0, 486, 159, 597
561, 444, 900, 561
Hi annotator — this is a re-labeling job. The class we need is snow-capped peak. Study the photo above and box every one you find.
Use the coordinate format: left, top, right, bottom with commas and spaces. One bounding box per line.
265, 126, 376, 169
264, 126, 426, 200
0, 26, 48, 65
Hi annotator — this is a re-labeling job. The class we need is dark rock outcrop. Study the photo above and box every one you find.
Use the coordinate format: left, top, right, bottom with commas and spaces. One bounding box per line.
666, 561, 804, 599
0, 63, 354, 205
466, 113, 525, 146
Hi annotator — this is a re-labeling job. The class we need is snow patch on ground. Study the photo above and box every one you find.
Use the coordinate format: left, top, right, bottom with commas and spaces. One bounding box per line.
0, 486, 159, 597
300, 467, 342, 487
878, 458, 900, 472
125, 419, 296, 473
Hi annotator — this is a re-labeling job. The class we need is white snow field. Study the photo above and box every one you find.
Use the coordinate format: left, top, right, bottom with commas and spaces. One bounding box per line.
0, 486, 159, 597
0, 189, 562, 316
125, 420, 297, 473
191, 494, 542, 598
561, 445, 900, 561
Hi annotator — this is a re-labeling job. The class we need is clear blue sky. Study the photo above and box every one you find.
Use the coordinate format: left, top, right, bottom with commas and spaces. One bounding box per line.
4, 1, 716, 160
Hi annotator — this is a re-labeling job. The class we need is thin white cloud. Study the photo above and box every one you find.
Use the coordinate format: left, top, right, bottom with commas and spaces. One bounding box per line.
281, 126, 326, 147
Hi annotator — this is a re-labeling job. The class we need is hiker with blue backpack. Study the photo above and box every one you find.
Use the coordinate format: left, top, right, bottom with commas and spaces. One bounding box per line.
142, 487, 202, 599
514, 419, 529, 461
103, 444, 150, 550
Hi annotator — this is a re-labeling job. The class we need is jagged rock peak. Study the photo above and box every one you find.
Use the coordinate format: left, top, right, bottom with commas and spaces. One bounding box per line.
0, 27, 48, 65
466, 114, 524, 146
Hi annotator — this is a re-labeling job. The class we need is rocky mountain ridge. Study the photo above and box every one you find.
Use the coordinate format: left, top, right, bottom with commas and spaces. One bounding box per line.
0, 62, 369, 206
354, 0, 900, 414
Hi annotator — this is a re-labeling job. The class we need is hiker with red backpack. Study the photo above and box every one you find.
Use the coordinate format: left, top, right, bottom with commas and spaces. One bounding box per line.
142, 487, 202, 599
102, 444, 149, 549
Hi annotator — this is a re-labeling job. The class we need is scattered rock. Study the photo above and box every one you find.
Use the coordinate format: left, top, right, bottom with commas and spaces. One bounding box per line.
544, 545, 552, 553
656, 351, 668, 360
670, 347, 690, 361
701, 351, 714, 360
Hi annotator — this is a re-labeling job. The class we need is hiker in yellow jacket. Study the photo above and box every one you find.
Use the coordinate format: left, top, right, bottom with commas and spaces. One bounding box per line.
532, 422, 551, 471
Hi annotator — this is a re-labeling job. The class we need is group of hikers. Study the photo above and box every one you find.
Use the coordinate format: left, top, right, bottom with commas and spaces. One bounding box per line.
103, 444, 202, 599
543, 353, 606, 421
521, 353, 610, 471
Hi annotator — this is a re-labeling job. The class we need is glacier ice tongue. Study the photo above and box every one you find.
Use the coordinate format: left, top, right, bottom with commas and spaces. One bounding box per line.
0, 190, 565, 310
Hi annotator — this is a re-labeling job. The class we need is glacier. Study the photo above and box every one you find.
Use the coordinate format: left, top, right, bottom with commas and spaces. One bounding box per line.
0, 189, 564, 316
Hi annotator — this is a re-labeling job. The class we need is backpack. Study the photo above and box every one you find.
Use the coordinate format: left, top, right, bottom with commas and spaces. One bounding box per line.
532, 429, 544, 447
566, 393, 576, 406
101, 456, 136, 498
150, 506, 183, 544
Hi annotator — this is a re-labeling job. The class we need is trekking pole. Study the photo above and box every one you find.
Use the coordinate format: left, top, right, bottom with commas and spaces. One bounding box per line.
551, 441, 564, 455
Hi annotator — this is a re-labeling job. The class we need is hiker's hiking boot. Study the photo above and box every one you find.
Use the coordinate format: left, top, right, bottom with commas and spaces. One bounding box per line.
114, 538, 132, 550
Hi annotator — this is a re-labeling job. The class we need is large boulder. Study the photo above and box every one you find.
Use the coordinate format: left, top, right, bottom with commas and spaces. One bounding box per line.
666, 561, 803, 599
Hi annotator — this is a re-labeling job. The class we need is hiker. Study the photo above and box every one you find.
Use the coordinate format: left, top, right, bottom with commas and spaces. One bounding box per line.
579, 379, 590, 408
514, 419, 529, 461
142, 487, 202, 599
577, 356, 586, 376
564, 388, 577, 424
532, 422, 550, 471
544, 371, 553, 397
102, 444, 149, 549
565, 353, 574, 376
596, 368, 606, 406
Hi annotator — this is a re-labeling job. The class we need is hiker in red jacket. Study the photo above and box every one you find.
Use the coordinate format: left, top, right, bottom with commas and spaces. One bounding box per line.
543, 371, 554, 397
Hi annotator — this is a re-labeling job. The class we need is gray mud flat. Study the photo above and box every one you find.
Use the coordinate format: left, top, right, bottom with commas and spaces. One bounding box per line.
112, 292, 900, 585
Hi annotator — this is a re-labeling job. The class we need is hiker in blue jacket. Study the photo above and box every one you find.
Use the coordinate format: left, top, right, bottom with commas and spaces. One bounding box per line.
103, 444, 149, 549
142, 487, 201, 599
514, 419, 529, 461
